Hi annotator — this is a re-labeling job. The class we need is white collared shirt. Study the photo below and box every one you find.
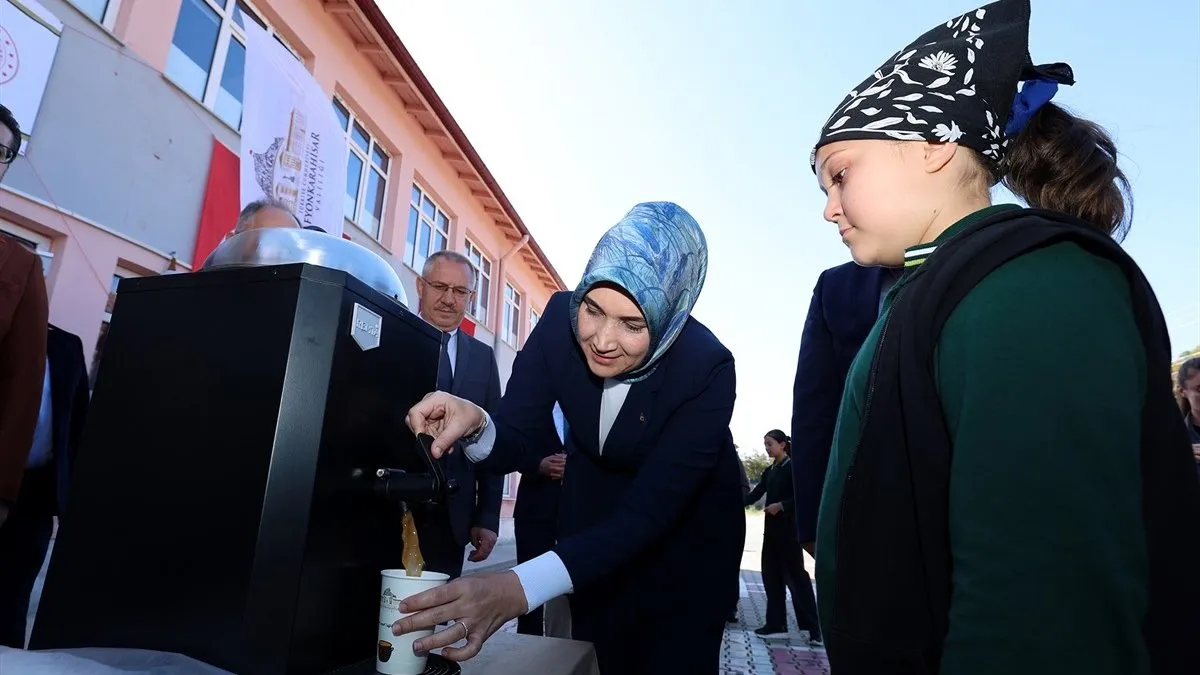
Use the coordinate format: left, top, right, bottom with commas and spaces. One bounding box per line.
444, 328, 458, 377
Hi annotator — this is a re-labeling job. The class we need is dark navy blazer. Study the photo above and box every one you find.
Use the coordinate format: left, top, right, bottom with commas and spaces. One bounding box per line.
480, 291, 745, 623
790, 262, 892, 543
441, 330, 504, 544
46, 326, 90, 518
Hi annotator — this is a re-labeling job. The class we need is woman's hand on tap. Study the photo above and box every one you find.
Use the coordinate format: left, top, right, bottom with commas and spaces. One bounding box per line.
406, 391, 485, 458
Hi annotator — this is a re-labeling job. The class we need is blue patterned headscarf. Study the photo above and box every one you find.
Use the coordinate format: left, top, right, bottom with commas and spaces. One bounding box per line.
569, 202, 709, 383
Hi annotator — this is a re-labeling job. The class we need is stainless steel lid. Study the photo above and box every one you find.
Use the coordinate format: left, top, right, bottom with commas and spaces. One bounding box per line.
201, 228, 409, 307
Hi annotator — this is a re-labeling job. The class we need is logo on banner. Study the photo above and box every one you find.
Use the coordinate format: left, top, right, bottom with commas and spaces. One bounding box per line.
240, 21, 344, 236
248, 109, 328, 222
0, 25, 18, 84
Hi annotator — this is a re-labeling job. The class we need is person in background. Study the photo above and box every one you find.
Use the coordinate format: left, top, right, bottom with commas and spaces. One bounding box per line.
0, 325, 89, 647
743, 430, 820, 643
809, 0, 1200, 672
1175, 357, 1200, 472
0, 105, 49, 538
513, 402, 567, 637
0, 105, 22, 184
412, 250, 504, 580
397, 202, 744, 675
790, 261, 895, 553
232, 198, 301, 234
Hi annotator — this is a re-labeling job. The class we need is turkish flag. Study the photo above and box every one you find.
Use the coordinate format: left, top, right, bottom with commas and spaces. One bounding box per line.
192, 139, 240, 267
459, 317, 476, 337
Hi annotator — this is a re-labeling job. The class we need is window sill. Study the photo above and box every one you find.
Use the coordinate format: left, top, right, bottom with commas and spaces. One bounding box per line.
159, 73, 241, 136
64, 3, 125, 46
345, 219, 390, 252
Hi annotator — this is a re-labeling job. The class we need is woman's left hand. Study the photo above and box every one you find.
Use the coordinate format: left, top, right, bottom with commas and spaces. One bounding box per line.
392, 571, 528, 661
764, 503, 782, 516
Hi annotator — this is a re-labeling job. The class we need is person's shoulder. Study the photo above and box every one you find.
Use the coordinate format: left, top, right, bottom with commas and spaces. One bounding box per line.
464, 330, 494, 355
48, 325, 83, 349
668, 315, 734, 373
943, 219, 1142, 362
543, 290, 572, 317
0, 235, 38, 284
821, 259, 884, 289
967, 232, 1132, 317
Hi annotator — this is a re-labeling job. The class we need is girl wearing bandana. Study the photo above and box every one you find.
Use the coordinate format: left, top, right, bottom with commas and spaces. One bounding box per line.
810, 1, 1200, 674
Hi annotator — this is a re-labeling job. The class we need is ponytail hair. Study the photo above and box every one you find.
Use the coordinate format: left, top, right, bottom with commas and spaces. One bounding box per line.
1000, 102, 1133, 241
765, 429, 791, 455
1176, 358, 1200, 419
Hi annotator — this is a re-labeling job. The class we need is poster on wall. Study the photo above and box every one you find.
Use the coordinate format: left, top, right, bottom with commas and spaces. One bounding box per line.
240, 22, 346, 236
0, 0, 63, 153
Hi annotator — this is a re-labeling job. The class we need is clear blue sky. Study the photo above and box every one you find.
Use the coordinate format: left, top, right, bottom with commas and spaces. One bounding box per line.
383, 0, 1200, 451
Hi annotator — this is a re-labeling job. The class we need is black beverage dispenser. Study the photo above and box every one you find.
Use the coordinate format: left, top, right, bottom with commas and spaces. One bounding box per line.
30, 263, 452, 674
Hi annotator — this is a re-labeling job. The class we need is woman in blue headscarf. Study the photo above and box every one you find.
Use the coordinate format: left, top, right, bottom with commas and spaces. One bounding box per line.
398, 202, 746, 674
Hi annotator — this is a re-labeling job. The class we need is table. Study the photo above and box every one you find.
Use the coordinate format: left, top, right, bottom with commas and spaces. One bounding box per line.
461, 631, 598, 675
0, 632, 599, 675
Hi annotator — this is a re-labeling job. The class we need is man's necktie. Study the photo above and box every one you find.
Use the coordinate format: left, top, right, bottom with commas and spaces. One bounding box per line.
437, 332, 454, 392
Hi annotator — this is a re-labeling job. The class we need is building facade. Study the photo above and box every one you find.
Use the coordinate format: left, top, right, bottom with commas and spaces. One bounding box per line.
0, 0, 565, 516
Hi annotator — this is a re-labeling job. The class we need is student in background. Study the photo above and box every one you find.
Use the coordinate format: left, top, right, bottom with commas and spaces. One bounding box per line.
743, 430, 820, 643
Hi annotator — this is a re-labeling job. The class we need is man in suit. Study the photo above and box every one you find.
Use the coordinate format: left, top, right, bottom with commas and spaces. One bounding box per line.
413, 250, 504, 579
0, 105, 50, 536
791, 262, 897, 551
0, 325, 89, 647
514, 402, 568, 636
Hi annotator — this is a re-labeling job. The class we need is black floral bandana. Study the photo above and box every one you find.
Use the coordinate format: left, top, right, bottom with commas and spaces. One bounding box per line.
810, 0, 1074, 173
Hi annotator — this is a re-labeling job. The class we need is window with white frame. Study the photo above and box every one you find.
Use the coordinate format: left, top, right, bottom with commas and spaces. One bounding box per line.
463, 240, 492, 323
502, 282, 522, 347
0, 219, 53, 277
529, 308, 541, 335
90, 266, 144, 386
405, 185, 450, 271
332, 98, 389, 238
69, 0, 122, 28
165, 0, 298, 130
502, 473, 513, 498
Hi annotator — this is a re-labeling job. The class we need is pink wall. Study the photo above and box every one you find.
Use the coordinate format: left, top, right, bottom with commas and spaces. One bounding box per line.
116, 0, 182, 73
0, 188, 184, 363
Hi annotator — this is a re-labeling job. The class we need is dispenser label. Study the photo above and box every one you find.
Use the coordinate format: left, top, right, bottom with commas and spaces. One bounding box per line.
351, 304, 382, 351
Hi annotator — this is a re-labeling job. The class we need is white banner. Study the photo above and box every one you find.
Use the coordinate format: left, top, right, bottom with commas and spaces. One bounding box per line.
240, 22, 346, 236
0, 0, 63, 154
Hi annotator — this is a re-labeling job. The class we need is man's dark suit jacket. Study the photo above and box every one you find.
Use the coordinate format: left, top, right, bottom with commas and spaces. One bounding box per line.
479, 291, 745, 631
791, 262, 891, 544
46, 325, 90, 517
441, 329, 504, 545
512, 412, 563, 524
0, 237, 48, 505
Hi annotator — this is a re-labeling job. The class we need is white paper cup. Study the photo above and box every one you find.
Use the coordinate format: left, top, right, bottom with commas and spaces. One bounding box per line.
377, 569, 450, 675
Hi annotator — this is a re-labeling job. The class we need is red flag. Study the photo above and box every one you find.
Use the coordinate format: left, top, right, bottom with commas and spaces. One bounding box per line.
193, 139, 240, 267
459, 317, 476, 337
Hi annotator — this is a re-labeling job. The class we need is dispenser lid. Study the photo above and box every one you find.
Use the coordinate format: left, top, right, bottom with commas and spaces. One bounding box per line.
202, 228, 409, 308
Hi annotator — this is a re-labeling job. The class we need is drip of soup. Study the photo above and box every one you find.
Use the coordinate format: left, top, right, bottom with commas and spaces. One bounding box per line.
401, 510, 425, 577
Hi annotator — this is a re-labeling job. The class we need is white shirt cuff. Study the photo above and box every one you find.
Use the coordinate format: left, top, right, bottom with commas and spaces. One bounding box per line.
463, 411, 497, 463
511, 551, 574, 615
